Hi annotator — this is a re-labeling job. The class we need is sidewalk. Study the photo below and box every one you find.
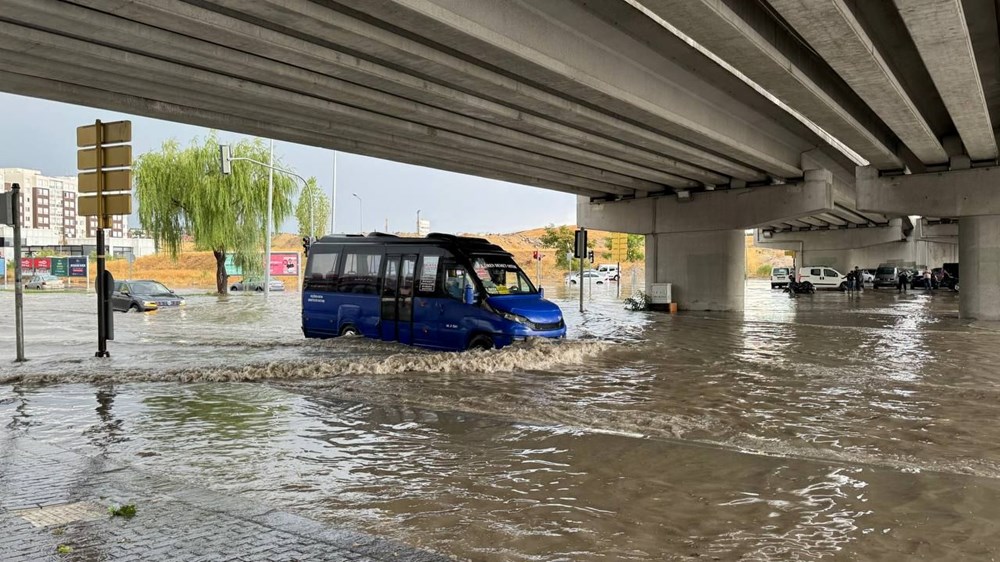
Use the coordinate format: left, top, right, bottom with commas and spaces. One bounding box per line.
0, 438, 451, 561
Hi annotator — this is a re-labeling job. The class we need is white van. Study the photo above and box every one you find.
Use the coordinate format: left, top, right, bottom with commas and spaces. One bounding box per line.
596, 264, 619, 281
797, 266, 847, 290
770, 267, 791, 288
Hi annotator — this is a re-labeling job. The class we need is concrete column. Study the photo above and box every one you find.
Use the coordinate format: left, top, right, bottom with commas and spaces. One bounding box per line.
959, 215, 1000, 321
647, 229, 744, 311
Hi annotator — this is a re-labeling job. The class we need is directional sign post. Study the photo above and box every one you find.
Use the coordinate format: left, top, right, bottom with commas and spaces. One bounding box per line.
77, 119, 132, 358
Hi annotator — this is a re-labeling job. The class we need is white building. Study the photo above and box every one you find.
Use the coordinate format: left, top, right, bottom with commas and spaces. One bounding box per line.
417, 218, 431, 237
0, 167, 154, 257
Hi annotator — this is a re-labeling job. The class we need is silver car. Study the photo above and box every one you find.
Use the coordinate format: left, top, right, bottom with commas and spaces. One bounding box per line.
230, 277, 285, 292
24, 274, 65, 290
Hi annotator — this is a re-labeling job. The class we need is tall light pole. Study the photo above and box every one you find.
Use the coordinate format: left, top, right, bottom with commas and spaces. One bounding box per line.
352, 192, 363, 233
219, 142, 311, 297
416, 209, 421, 236
265, 140, 274, 298
330, 152, 337, 234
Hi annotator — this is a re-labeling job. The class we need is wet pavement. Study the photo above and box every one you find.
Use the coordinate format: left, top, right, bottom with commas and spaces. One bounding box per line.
2, 281, 1000, 560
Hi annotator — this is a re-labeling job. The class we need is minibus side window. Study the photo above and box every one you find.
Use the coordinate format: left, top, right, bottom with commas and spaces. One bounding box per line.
339, 251, 382, 294
441, 260, 472, 301
305, 247, 340, 292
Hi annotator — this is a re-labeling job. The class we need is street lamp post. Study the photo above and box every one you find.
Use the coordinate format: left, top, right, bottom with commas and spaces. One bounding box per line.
219, 143, 311, 297
352, 193, 364, 233
416, 209, 421, 236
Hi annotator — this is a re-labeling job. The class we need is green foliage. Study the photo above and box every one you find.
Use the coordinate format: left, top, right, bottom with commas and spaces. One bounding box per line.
756, 264, 773, 278
601, 233, 645, 262
540, 224, 574, 269
540, 225, 596, 269
108, 504, 137, 518
295, 177, 330, 239
134, 133, 296, 293
624, 290, 651, 311
56, 544, 73, 554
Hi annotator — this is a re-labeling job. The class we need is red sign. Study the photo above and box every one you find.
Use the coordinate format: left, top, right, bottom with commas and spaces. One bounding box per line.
269, 252, 299, 276
20, 257, 51, 271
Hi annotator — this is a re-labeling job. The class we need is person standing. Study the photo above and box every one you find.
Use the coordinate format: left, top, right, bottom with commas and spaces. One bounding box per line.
846, 270, 855, 295
898, 270, 909, 293
854, 266, 864, 292
924, 270, 933, 291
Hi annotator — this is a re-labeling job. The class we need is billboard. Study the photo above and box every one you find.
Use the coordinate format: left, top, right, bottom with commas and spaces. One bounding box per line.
68, 256, 88, 277
225, 252, 300, 276
51, 257, 68, 277
21, 257, 52, 272
270, 252, 299, 276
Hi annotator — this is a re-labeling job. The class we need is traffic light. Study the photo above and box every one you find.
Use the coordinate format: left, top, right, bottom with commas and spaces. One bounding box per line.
588, 250, 594, 263
302, 237, 311, 255
532, 250, 538, 260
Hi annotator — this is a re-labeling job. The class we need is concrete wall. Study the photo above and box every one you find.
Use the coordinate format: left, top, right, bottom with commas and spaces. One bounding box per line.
646, 229, 744, 311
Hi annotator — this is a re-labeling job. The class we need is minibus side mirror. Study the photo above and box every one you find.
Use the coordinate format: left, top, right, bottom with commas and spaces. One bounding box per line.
463, 284, 475, 305
538, 287, 545, 299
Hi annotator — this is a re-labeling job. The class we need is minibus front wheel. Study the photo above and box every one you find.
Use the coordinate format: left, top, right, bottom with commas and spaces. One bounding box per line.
340, 324, 360, 337
467, 334, 495, 351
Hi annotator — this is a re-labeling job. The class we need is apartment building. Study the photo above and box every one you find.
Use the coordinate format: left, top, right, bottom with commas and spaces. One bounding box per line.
0, 167, 151, 256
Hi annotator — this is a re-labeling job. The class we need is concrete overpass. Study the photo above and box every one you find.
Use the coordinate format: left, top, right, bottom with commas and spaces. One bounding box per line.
0, 1, 996, 316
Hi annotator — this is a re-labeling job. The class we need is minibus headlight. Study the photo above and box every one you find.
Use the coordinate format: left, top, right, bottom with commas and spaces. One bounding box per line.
499, 310, 530, 325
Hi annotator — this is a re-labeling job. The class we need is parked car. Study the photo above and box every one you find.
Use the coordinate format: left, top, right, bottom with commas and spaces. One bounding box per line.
861, 269, 875, 283
112, 280, 186, 312
567, 270, 606, 284
796, 266, 848, 290
24, 274, 65, 290
596, 264, 620, 281
771, 267, 791, 288
231, 277, 285, 292
873, 265, 900, 289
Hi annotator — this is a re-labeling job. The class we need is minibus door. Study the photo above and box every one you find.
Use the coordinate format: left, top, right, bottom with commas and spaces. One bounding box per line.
380, 254, 416, 345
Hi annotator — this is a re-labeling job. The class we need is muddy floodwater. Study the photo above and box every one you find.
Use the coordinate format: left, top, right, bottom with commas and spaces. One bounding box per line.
3, 281, 1000, 560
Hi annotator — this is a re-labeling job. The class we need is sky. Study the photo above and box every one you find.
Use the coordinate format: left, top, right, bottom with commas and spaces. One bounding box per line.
0, 93, 577, 235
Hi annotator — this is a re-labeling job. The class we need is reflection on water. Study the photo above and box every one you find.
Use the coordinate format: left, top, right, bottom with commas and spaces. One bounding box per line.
3, 281, 1000, 559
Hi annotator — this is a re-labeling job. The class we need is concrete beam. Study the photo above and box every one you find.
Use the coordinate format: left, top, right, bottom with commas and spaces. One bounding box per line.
0, 70, 612, 199
634, 0, 903, 170
857, 165, 1000, 217
328, 0, 809, 178
768, 0, 949, 165
578, 170, 835, 234
43, 0, 714, 188
895, 0, 998, 161
0, 22, 646, 197
756, 222, 907, 252
195, 0, 765, 182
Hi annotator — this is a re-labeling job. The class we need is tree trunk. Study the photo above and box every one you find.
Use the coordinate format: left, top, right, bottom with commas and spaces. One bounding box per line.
214, 250, 228, 294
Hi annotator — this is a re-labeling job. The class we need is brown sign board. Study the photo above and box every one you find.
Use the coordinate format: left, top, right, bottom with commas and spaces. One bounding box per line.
78, 170, 132, 193
77, 193, 132, 217
76, 121, 132, 147
77, 145, 132, 170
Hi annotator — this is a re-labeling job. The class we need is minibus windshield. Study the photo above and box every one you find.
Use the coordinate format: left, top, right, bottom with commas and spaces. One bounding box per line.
470, 256, 536, 295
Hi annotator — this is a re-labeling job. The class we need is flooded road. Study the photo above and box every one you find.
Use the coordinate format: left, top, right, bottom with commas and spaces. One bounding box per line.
3, 281, 1000, 560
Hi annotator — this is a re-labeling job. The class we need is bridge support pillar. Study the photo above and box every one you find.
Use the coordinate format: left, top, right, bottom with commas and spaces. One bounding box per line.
646, 229, 744, 311
959, 215, 1000, 321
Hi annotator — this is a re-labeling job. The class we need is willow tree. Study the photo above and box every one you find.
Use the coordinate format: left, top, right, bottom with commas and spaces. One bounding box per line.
134, 134, 296, 294
295, 177, 330, 239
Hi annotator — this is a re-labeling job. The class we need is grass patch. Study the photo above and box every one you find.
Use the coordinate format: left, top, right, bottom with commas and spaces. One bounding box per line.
56, 544, 73, 554
108, 503, 137, 518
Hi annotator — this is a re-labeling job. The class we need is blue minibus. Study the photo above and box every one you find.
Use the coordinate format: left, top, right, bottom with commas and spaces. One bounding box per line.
302, 233, 567, 350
